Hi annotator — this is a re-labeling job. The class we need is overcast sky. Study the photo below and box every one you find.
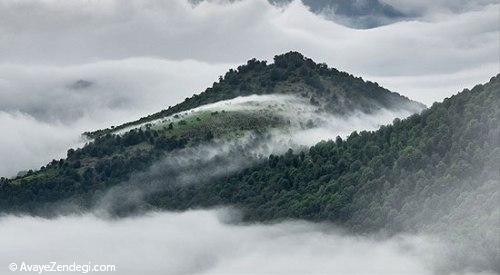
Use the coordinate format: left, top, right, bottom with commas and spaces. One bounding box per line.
0, 0, 498, 177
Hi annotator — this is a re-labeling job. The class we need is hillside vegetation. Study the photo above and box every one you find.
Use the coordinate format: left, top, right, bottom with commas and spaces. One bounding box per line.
0, 52, 423, 214
150, 74, 500, 233
0, 56, 498, 273
85, 52, 423, 138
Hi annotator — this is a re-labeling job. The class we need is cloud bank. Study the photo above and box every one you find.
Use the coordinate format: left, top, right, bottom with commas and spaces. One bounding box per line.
0, 58, 230, 177
1, 0, 497, 80
0, 209, 472, 275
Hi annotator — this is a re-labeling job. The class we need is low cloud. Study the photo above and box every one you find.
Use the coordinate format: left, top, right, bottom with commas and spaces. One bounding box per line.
0, 58, 230, 124
0, 111, 85, 177
0, 58, 230, 177
0, 209, 469, 275
0, 2, 497, 274
92, 95, 415, 215
367, 63, 499, 104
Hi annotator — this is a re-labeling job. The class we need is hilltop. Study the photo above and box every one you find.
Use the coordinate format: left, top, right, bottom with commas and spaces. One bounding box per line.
0, 52, 424, 215
85, 52, 423, 138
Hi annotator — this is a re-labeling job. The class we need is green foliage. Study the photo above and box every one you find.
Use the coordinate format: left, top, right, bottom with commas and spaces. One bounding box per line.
84, 52, 423, 138
147, 75, 500, 232
1, 55, 496, 237
0, 110, 285, 213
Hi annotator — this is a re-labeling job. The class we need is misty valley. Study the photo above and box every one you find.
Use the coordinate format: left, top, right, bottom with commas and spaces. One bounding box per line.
0, 1, 499, 274
0, 52, 498, 275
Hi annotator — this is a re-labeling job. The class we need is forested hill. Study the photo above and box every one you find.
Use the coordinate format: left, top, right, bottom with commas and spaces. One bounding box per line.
0, 52, 424, 214
1, 74, 496, 224
85, 52, 423, 138
151, 74, 500, 231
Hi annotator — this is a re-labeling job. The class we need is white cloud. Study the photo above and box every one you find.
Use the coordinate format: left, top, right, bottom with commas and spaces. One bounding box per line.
0, 2, 498, 273
0, 111, 84, 176
0, 58, 231, 123
367, 62, 499, 104
0, 209, 448, 275
92, 95, 417, 214
0, 0, 497, 99
0, 58, 230, 177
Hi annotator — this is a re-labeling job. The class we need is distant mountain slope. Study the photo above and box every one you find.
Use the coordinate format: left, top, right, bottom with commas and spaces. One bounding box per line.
86, 52, 423, 138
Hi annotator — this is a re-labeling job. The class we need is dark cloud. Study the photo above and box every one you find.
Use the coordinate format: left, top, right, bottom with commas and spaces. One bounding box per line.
254, 0, 407, 28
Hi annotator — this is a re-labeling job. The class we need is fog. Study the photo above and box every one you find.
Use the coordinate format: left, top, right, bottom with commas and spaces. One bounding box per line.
1, 95, 494, 274
0, 1, 498, 274
0, 59, 230, 177
0, 59, 230, 124
115, 94, 417, 138
81, 94, 497, 275
90, 94, 416, 215
1, 0, 497, 177
0, 209, 484, 275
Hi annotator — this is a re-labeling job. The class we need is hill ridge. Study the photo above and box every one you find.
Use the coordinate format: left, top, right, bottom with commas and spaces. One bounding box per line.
85, 52, 424, 138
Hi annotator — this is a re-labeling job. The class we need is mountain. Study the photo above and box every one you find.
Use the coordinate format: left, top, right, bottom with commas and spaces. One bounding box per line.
85, 52, 422, 138
151, 74, 497, 272
0, 52, 423, 214
157, 74, 499, 228
0, 53, 498, 272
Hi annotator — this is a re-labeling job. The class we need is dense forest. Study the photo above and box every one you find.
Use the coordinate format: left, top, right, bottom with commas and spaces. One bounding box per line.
152, 74, 499, 232
0, 52, 423, 214
144, 74, 499, 271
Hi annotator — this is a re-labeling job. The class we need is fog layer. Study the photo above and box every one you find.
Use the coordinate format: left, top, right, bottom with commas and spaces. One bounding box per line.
91, 94, 415, 215
0, 209, 475, 275
0, 59, 230, 177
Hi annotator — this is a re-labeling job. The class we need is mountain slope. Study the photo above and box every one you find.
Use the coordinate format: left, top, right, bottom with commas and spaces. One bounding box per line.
154, 75, 499, 231
146, 74, 499, 272
0, 52, 422, 214
85, 52, 423, 138
0, 57, 498, 273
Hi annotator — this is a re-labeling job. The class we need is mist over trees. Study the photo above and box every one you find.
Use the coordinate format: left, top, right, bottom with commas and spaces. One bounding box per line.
147, 74, 499, 272
151, 75, 498, 224
0, 54, 498, 273
0, 53, 424, 213
85, 52, 423, 138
